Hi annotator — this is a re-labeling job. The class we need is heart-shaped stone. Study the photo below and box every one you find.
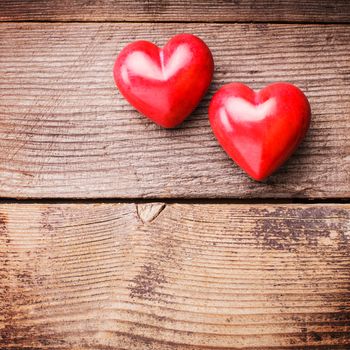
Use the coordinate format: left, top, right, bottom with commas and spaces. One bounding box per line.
114, 34, 214, 128
209, 82, 311, 181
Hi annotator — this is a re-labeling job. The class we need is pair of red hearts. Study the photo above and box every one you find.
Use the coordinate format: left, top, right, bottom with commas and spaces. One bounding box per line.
114, 34, 311, 181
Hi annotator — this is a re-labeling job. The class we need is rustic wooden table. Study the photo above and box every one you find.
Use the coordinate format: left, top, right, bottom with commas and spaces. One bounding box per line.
1, 1, 350, 349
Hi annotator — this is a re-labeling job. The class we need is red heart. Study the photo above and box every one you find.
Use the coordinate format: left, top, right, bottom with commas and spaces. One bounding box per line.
209, 83, 311, 181
114, 34, 214, 128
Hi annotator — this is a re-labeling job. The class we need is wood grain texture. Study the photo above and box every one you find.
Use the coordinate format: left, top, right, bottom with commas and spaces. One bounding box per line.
1, 0, 350, 23
1, 203, 349, 349
0, 23, 350, 199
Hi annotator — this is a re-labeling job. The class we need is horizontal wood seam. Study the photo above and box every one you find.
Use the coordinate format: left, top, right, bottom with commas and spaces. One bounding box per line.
1, 20, 350, 25
0, 198, 349, 204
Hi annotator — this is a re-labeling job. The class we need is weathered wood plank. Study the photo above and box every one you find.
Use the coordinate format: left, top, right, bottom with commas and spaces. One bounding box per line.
1, 203, 349, 349
1, 0, 350, 23
0, 23, 349, 199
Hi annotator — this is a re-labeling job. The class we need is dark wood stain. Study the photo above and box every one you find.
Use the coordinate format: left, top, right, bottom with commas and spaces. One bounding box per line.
129, 210, 181, 302
251, 206, 350, 252
129, 262, 166, 301
0, 213, 7, 229
0, 213, 8, 248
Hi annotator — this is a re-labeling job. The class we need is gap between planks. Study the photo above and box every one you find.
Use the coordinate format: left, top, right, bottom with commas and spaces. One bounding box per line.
0, 198, 349, 205
1, 20, 350, 25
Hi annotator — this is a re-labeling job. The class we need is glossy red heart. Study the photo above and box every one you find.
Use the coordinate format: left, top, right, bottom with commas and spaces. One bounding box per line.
209, 83, 311, 181
114, 34, 214, 128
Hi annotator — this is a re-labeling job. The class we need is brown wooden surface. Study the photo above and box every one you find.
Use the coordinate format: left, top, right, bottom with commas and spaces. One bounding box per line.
0, 23, 350, 199
1, 1, 350, 348
1, 0, 350, 23
1, 203, 349, 349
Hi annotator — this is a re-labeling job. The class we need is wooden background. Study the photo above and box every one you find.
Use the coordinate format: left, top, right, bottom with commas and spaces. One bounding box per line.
0, 1, 349, 349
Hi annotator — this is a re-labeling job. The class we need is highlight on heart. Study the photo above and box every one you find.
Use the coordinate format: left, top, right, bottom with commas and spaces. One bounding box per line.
113, 33, 214, 128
